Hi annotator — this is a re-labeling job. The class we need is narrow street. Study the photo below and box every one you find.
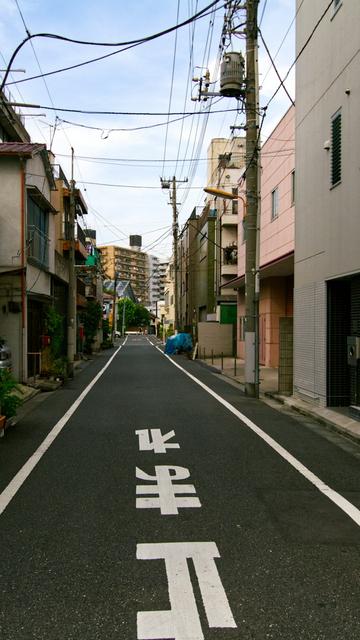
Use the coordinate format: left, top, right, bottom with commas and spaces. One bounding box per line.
1, 335, 360, 639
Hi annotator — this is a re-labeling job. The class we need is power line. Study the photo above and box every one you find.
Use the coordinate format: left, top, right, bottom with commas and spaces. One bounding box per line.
265, 0, 334, 110
16, 105, 241, 116
258, 0, 268, 27
258, 28, 295, 107
1, 0, 224, 91
161, 0, 181, 177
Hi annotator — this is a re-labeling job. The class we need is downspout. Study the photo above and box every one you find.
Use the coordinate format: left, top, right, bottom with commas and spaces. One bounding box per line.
20, 159, 26, 382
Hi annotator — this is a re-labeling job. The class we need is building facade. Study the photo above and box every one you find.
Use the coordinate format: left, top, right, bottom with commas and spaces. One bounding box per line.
100, 243, 148, 306
294, 0, 360, 407
236, 106, 295, 372
0, 143, 57, 380
206, 137, 246, 317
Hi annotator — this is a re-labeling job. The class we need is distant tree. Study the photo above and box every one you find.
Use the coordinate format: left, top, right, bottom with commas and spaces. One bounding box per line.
117, 298, 136, 331
133, 304, 151, 328
117, 299, 150, 331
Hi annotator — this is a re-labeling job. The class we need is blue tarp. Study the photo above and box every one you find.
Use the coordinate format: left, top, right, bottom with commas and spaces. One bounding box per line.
165, 333, 193, 355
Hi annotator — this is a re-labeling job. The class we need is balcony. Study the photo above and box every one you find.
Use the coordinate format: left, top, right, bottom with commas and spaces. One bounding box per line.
62, 223, 88, 260
221, 213, 238, 226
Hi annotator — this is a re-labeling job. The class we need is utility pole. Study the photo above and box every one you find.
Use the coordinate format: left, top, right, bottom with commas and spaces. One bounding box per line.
67, 147, 76, 378
160, 176, 188, 334
172, 176, 179, 333
244, 0, 260, 398
112, 271, 118, 339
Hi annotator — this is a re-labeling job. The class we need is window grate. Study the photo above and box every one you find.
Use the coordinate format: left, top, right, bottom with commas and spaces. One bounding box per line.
331, 111, 342, 186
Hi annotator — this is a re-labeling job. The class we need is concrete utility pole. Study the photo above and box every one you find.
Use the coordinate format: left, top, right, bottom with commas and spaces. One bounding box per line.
67, 147, 76, 378
244, 0, 260, 398
112, 271, 118, 339
172, 176, 179, 333
160, 176, 188, 334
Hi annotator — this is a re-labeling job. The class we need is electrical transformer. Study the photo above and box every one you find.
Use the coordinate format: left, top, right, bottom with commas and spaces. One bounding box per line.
220, 52, 245, 98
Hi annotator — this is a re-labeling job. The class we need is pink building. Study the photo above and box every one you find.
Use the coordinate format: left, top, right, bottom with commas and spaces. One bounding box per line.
234, 105, 295, 368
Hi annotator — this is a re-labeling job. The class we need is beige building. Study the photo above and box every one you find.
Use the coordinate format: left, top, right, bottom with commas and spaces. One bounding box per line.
205, 137, 246, 314
295, 0, 360, 408
100, 243, 148, 306
0, 142, 57, 380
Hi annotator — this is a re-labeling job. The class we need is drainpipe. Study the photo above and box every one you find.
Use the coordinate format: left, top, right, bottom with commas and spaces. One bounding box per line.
20, 159, 26, 382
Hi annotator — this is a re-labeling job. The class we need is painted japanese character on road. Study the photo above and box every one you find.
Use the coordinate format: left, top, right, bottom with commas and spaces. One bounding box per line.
136, 465, 201, 515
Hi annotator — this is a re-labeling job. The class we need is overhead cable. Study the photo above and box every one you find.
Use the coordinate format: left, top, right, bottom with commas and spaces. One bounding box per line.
1, 0, 224, 91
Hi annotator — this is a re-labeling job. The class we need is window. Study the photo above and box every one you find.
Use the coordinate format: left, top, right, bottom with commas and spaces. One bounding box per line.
27, 195, 49, 268
291, 170, 295, 206
271, 187, 279, 220
331, 110, 342, 187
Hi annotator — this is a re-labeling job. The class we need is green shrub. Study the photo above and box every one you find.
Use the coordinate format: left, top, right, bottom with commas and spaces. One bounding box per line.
0, 370, 22, 419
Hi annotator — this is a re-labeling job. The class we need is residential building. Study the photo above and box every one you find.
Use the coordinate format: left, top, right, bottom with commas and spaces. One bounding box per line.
235, 106, 295, 376
147, 253, 160, 315
163, 259, 175, 334
100, 239, 148, 306
294, 0, 360, 408
158, 261, 169, 301
178, 208, 199, 333
0, 142, 57, 380
205, 137, 246, 320
0, 89, 30, 143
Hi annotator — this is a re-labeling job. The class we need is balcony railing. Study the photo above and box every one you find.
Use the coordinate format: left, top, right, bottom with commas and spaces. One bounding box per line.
28, 225, 49, 269
76, 223, 86, 247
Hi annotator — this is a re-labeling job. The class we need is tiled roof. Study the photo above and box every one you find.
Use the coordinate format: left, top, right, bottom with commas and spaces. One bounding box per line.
0, 142, 46, 156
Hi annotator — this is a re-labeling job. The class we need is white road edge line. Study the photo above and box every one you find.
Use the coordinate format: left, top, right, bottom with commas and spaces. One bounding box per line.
156, 346, 360, 529
0, 339, 127, 517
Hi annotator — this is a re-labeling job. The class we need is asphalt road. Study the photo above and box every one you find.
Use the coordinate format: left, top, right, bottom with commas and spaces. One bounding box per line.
0, 335, 360, 639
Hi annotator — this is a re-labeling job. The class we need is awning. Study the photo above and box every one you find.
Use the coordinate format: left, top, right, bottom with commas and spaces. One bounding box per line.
27, 185, 57, 214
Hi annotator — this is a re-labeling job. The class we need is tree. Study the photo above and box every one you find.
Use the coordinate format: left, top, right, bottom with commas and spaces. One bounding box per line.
117, 298, 136, 331
81, 300, 102, 353
133, 304, 151, 328
117, 299, 150, 331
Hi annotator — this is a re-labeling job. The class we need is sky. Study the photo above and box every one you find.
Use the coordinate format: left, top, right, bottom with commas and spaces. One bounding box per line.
0, 0, 295, 261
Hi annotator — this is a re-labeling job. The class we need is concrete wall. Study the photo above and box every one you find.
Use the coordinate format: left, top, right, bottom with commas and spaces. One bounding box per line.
0, 158, 22, 270
294, 0, 360, 405
198, 321, 233, 357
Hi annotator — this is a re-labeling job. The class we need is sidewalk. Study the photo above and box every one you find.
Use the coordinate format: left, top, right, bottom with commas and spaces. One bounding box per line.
198, 354, 360, 443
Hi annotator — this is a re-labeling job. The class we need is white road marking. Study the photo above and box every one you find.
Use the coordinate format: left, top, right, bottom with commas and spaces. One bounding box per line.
156, 347, 360, 529
0, 341, 127, 517
136, 465, 201, 514
136, 428, 180, 453
137, 541, 236, 640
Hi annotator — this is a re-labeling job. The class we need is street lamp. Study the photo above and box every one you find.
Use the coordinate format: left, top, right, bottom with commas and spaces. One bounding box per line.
204, 186, 247, 215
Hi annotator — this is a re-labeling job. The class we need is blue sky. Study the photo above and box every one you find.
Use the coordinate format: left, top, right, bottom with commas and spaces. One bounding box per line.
0, 0, 295, 260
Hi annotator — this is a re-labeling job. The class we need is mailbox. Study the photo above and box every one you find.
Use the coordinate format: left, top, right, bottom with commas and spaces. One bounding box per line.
347, 336, 360, 366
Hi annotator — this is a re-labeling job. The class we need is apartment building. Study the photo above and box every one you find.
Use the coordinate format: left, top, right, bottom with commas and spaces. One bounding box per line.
100, 242, 148, 306
294, 0, 360, 408
235, 106, 295, 376
205, 137, 246, 318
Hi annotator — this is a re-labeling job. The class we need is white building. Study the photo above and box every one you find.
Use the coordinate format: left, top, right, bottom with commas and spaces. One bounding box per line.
294, 0, 360, 408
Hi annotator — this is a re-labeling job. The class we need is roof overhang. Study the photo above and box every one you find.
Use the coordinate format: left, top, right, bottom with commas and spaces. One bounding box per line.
27, 185, 58, 214
221, 251, 294, 290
